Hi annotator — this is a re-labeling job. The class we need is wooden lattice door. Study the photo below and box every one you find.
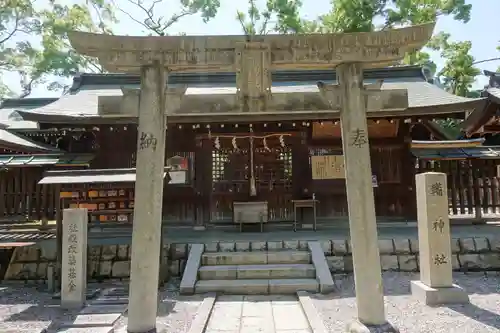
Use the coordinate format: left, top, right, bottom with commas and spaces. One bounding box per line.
253, 141, 293, 221
211, 141, 250, 222
209, 134, 293, 222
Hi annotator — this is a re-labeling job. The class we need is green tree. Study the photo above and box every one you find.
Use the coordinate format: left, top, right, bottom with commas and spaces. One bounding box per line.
428, 32, 480, 97
318, 0, 471, 77
0, 0, 38, 97
235, 0, 472, 79
0, 0, 116, 98
236, 0, 303, 35
0, 0, 221, 99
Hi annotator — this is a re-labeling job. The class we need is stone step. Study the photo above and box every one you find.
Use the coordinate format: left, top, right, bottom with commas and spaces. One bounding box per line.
198, 263, 316, 280
201, 250, 311, 266
195, 278, 319, 294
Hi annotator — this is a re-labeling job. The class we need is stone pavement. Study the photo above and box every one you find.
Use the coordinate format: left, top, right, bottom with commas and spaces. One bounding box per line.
204, 295, 311, 333
55, 286, 128, 333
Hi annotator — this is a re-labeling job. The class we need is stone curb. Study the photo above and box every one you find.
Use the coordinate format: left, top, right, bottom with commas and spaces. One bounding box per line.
308, 241, 336, 293
180, 244, 204, 295
297, 291, 328, 333
186, 292, 217, 333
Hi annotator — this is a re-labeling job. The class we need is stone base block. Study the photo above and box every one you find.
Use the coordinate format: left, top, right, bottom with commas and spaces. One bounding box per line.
411, 280, 470, 306
347, 320, 399, 333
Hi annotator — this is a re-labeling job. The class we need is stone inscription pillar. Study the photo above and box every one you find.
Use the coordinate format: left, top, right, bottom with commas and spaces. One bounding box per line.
336, 63, 396, 333
411, 172, 469, 305
61, 208, 88, 309
127, 61, 167, 333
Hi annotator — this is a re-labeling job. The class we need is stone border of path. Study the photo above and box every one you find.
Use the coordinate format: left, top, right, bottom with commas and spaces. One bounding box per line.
180, 244, 204, 294
308, 241, 336, 293
297, 291, 328, 333
186, 293, 217, 333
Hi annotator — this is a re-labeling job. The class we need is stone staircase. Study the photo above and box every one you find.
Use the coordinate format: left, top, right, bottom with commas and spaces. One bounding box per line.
180, 242, 335, 295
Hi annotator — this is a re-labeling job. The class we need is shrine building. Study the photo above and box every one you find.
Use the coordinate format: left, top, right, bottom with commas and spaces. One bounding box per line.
0, 65, 488, 230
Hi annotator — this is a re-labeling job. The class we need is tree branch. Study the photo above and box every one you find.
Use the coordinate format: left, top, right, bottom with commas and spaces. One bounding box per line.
258, 16, 270, 35
18, 77, 35, 99
236, 12, 249, 35
113, 0, 195, 35
0, 10, 20, 45
89, 1, 107, 33
162, 11, 195, 34
473, 57, 500, 66
112, 0, 153, 33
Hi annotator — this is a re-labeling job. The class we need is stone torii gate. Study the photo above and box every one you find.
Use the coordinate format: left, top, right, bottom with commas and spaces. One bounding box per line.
68, 23, 434, 333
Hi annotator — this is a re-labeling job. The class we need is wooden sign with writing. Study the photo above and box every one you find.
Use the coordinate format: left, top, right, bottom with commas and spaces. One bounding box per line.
311, 155, 345, 180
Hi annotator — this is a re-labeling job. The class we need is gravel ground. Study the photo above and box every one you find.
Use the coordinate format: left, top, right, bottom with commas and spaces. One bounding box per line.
312, 272, 500, 333
113, 278, 205, 333
0, 284, 81, 333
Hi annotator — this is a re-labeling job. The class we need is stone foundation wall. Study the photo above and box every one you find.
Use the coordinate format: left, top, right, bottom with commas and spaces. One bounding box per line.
3, 237, 500, 282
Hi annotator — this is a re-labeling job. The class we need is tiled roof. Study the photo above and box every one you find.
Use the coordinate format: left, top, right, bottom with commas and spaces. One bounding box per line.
15, 66, 485, 123
0, 129, 61, 152
39, 167, 169, 184
68, 66, 428, 89
412, 146, 500, 159
18, 80, 484, 121
0, 98, 58, 129
461, 88, 500, 135
0, 153, 93, 167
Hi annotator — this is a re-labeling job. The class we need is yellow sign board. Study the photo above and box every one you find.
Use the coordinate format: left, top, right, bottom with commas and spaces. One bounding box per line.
311, 155, 345, 180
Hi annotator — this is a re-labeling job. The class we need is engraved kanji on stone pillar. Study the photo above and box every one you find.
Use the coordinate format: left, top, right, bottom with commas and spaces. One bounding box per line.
61, 208, 88, 309
235, 41, 271, 113
411, 172, 469, 305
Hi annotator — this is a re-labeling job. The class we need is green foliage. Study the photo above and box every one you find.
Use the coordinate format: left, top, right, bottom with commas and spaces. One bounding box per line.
235, 0, 473, 82
429, 32, 480, 97
0, 0, 37, 97
0, 0, 221, 99
435, 118, 462, 139
234, 0, 477, 138
0, 0, 117, 98
236, 0, 303, 35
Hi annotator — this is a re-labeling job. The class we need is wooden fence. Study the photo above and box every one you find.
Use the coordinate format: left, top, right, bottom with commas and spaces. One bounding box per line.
1, 159, 500, 223
416, 159, 500, 217
0, 167, 58, 222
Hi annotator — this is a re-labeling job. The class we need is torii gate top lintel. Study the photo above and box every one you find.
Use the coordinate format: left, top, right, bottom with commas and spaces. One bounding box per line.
68, 23, 435, 74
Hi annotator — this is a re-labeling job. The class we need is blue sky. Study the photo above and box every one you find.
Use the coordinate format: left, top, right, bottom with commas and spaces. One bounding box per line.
5, 0, 499, 97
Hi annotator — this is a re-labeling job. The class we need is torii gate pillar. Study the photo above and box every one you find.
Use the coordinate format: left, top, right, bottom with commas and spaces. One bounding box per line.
126, 62, 167, 333
320, 63, 402, 332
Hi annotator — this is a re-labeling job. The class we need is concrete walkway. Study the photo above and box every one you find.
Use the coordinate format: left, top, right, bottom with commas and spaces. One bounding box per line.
204, 295, 311, 333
